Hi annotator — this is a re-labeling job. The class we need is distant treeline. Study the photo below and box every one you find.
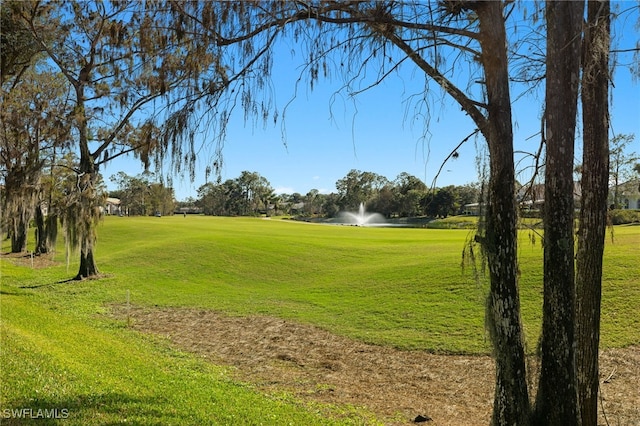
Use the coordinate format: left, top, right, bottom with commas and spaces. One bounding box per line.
174, 169, 482, 219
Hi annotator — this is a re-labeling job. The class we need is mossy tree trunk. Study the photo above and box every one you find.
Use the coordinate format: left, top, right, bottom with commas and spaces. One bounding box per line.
383, 3, 532, 421
535, 1, 584, 424
475, 3, 531, 424
77, 240, 99, 279
10, 214, 28, 253
576, 1, 610, 425
72, 96, 101, 280
4, 165, 38, 254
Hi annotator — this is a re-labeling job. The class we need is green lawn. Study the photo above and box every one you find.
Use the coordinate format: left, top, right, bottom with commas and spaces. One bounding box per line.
1, 216, 639, 424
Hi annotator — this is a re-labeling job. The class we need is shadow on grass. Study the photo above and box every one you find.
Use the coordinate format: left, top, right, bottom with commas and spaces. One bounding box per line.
19, 274, 112, 289
0, 289, 25, 296
18, 279, 75, 289
2, 392, 174, 425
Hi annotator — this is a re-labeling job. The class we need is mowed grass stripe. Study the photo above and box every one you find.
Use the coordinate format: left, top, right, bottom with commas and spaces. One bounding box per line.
5, 216, 637, 353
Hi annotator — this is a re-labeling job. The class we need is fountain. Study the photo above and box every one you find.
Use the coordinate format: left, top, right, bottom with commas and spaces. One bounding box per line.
337, 203, 386, 226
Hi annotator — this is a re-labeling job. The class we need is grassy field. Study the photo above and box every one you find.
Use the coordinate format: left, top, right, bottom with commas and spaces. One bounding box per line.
1, 216, 639, 424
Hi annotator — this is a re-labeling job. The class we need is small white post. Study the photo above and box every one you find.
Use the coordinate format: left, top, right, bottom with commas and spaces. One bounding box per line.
126, 289, 131, 327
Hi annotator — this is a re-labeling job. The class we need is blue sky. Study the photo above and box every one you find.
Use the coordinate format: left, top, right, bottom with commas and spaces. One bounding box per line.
102, 8, 640, 201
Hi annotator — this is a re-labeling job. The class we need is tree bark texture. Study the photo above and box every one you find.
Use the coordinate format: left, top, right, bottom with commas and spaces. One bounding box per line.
10, 214, 28, 253
35, 203, 46, 254
379, 3, 529, 421
45, 214, 59, 254
4, 167, 37, 253
476, 3, 530, 425
76, 242, 99, 280
73, 168, 101, 280
536, 1, 584, 424
576, 1, 610, 425
73, 81, 101, 279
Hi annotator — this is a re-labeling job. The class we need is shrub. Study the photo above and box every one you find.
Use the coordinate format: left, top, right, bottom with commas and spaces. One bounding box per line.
609, 209, 640, 225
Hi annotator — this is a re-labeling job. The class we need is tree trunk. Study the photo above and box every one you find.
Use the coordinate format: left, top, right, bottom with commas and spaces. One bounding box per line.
76, 242, 99, 280
10, 214, 28, 253
476, 3, 531, 424
5, 175, 33, 253
71, 79, 101, 280
576, 2, 610, 425
35, 203, 46, 254
36, 209, 58, 255
535, 1, 584, 424
73, 168, 101, 280
45, 213, 59, 253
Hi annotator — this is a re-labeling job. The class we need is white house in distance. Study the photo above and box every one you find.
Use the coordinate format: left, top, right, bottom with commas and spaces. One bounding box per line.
105, 197, 121, 215
611, 179, 640, 210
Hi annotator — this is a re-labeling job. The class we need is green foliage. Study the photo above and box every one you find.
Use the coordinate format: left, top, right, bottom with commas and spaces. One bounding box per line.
609, 209, 640, 225
110, 171, 175, 216
425, 215, 479, 229
1, 65, 72, 253
0, 2, 41, 85
336, 169, 389, 212
197, 171, 273, 216
192, 169, 481, 220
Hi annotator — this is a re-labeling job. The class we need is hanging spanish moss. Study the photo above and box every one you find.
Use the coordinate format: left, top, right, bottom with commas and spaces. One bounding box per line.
2, 165, 39, 253
34, 204, 58, 255
60, 171, 105, 279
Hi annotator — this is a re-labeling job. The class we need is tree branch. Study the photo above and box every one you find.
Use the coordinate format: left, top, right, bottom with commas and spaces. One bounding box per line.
431, 129, 480, 188
380, 30, 488, 132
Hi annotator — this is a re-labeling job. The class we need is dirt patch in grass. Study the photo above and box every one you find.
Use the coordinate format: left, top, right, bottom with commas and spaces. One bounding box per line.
112, 305, 640, 425
1, 251, 59, 269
